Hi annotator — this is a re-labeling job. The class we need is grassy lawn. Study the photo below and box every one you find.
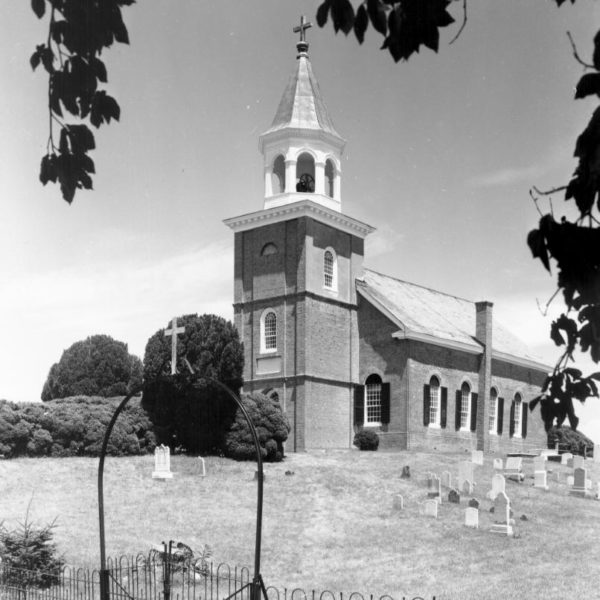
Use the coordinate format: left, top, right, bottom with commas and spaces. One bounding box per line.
1, 450, 599, 600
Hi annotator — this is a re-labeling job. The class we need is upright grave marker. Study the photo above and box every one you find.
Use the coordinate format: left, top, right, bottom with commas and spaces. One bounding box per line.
198, 456, 206, 477
493, 458, 503, 471
570, 467, 587, 497
534, 470, 549, 491
152, 444, 173, 480
421, 499, 438, 518
393, 494, 404, 511
465, 507, 479, 529
572, 455, 585, 470
458, 461, 474, 488
441, 471, 452, 489
533, 456, 547, 473
490, 491, 513, 536
594, 444, 600, 463
504, 456, 524, 481
487, 474, 506, 500
561, 452, 573, 466
472, 450, 484, 465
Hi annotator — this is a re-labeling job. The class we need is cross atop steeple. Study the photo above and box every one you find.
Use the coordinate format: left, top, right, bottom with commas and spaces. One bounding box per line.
293, 15, 312, 43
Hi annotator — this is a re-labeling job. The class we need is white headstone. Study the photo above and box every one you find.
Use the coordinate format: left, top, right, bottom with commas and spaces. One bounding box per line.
152, 445, 173, 480
534, 470, 548, 490
596, 482, 600, 499
490, 491, 513, 536
504, 456, 523, 481
567, 475, 574, 486
461, 479, 473, 495
572, 455, 585, 470
586, 478, 592, 490
487, 473, 506, 500
561, 452, 573, 465
441, 471, 452, 489
465, 507, 479, 528
198, 456, 206, 477
493, 458, 503, 471
471, 450, 484, 465
422, 499, 438, 518
393, 493, 404, 510
533, 456, 547, 473
458, 461, 474, 487
594, 444, 600, 463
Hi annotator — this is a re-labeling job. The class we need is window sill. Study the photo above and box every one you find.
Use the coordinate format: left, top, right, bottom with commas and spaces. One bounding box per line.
428, 423, 441, 429
259, 349, 278, 356
364, 422, 382, 428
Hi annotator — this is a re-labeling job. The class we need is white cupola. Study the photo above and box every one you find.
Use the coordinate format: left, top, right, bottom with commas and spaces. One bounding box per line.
259, 17, 345, 213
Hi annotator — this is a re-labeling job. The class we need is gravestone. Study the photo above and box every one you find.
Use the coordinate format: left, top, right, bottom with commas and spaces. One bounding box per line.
594, 444, 600, 463
570, 467, 587, 497
422, 499, 438, 518
472, 450, 484, 465
198, 457, 206, 477
572, 455, 585, 470
504, 456, 524, 481
468, 498, 480, 509
441, 471, 452, 489
561, 452, 573, 466
393, 493, 404, 510
534, 470, 548, 491
533, 456, 547, 473
493, 458, 503, 471
428, 474, 442, 501
448, 489, 460, 504
490, 491, 513, 536
401, 465, 411, 479
152, 445, 173, 480
596, 482, 600, 500
487, 474, 506, 500
458, 461, 474, 487
465, 507, 479, 529
567, 475, 574, 486
461, 479, 473, 495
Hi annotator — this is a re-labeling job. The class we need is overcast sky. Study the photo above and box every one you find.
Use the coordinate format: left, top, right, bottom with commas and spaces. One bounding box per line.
2, 1, 600, 441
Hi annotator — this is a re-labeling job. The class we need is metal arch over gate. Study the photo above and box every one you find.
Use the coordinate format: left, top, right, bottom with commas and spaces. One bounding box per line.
97, 377, 267, 600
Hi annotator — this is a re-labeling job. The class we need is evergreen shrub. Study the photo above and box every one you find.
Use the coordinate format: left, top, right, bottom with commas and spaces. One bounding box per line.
222, 391, 290, 462
548, 425, 594, 456
353, 429, 380, 451
0, 396, 155, 458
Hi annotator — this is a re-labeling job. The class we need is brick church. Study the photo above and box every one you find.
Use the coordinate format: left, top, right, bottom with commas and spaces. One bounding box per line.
224, 26, 549, 454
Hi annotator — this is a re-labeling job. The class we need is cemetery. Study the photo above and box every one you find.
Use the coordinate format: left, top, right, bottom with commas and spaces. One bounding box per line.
1, 446, 600, 600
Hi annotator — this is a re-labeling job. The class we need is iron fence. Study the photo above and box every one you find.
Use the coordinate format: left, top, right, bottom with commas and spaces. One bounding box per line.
0, 555, 434, 600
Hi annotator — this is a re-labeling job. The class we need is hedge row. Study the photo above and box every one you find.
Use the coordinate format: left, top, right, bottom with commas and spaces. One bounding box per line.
0, 396, 156, 458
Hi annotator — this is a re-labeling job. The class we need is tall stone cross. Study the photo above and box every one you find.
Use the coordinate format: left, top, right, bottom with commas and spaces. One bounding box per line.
164, 317, 185, 375
293, 15, 312, 43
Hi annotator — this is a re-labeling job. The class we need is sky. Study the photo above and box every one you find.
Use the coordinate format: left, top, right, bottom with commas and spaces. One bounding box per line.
1, 1, 600, 441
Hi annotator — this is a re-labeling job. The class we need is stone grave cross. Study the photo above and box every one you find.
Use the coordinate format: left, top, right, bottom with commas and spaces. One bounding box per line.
165, 317, 185, 375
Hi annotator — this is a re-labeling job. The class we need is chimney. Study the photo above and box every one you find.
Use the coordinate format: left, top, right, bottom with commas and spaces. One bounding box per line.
475, 301, 493, 452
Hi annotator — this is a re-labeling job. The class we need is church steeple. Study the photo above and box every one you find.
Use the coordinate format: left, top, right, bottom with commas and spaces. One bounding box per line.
259, 16, 345, 213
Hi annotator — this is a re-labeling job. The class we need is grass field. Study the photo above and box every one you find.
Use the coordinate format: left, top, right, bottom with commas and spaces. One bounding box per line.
1, 450, 599, 600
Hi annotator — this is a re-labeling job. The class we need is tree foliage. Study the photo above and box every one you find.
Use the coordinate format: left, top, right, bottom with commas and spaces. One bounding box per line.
0, 507, 64, 589
30, 0, 133, 203
222, 392, 290, 462
41, 334, 143, 401
142, 314, 244, 454
0, 396, 155, 458
547, 425, 595, 457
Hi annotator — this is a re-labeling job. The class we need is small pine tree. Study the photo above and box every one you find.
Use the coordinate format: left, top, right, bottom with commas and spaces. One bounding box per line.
0, 504, 64, 589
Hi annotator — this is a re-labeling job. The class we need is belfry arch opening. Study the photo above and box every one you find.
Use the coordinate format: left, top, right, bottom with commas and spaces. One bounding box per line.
296, 152, 315, 193
272, 155, 286, 194
325, 159, 335, 198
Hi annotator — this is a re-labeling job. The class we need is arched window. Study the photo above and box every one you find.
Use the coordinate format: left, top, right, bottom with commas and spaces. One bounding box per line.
489, 387, 498, 433
296, 152, 315, 192
365, 374, 382, 425
511, 393, 522, 438
261, 242, 278, 256
460, 382, 471, 430
260, 309, 277, 353
272, 155, 286, 194
323, 248, 337, 290
325, 159, 335, 198
428, 376, 441, 427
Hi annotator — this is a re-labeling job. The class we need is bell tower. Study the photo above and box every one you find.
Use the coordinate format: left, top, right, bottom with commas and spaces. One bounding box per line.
224, 18, 374, 451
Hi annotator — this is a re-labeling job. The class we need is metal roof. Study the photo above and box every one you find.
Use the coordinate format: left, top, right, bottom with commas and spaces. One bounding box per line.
262, 52, 343, 140
358, 268, 548, 369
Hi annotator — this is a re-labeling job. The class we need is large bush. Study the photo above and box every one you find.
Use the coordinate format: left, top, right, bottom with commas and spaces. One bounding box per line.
142, 314, 244, 454
353, 429, 380, 451
42, 335, 143, 401
548, 426, 594, 457
222, 392, 290, 462
0, 396, 155, 458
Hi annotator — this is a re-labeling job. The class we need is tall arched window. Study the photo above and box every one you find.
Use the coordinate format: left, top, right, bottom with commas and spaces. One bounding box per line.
325, 159, 335, 198
323, 248, 337, 290
296, 152, 315, 192
365, 374, 382, 425
272, 155, 286, 194
489, 387, 498, 433
260, 309, 277, 353
512, 393, 522, 438
429, 376, 441, 427
460, 382, 471, 430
